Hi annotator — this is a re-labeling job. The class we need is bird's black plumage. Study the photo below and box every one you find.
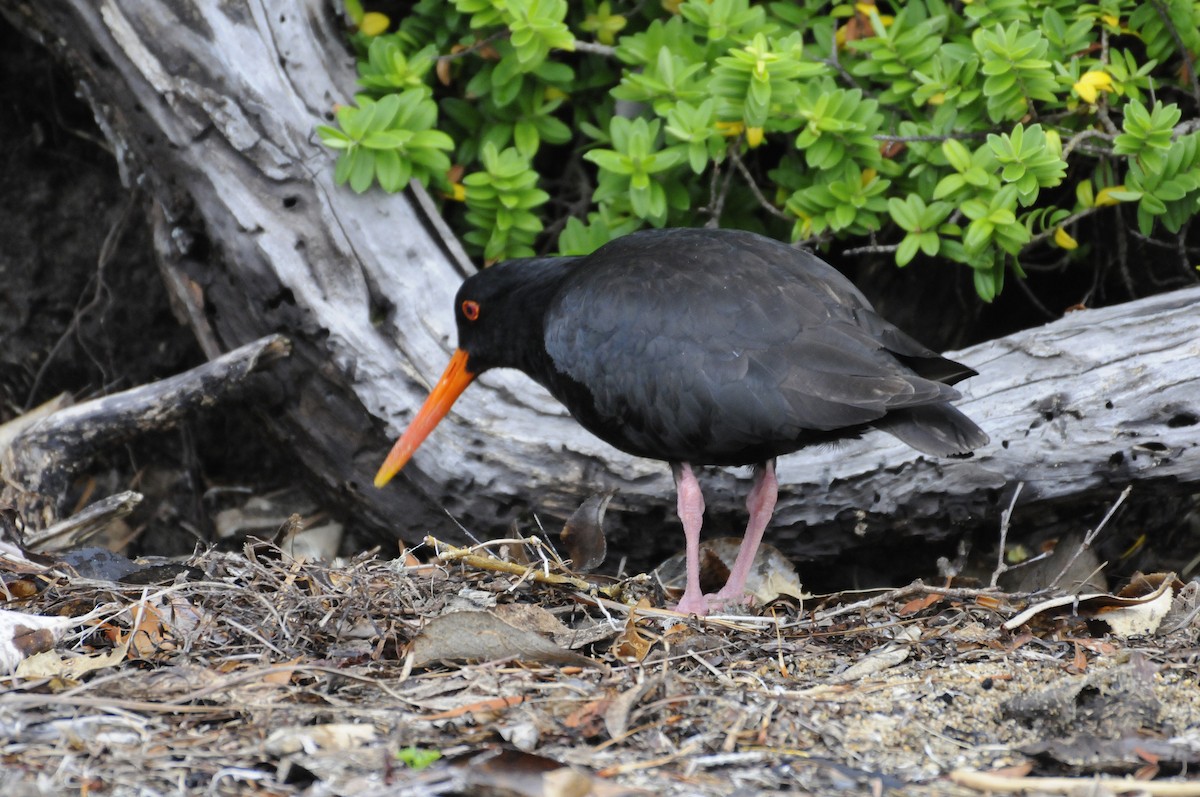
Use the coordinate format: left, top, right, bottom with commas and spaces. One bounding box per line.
379, 227, 988, 615
454, 227, 987, 465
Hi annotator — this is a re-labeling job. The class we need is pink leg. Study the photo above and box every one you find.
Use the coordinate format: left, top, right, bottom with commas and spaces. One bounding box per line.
714, 459, 778, 604
671, 462, 710, 616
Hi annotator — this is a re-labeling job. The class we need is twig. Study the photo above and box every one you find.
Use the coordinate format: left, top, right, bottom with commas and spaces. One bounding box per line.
841, 242, 898, 257
572, 40, 615, 57
990, 482, 1023, 588
1023, 205, 1106, 249
1048, 485, 1132, 591
435, 30, 509, 62
426, 534, 609, 595
729, 148, 792, 222
703, 139, 739, 225
23, 491, 142, 551
1061, 127, 1113, 160
1010, 265, 1057, 320
810, 582, 1013, 625
872, 131, 992, 144
951, 767, 1200, 795
3, 334, 291, 526
24, 187, 141, 410
1150, 0, 1200, 108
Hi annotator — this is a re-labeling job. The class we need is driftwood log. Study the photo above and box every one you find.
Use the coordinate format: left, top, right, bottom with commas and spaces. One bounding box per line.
1, 335, 291, 532
3, 0, 1198, 564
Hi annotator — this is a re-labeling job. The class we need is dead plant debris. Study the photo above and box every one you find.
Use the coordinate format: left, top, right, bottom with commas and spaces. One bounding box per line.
1, 537, 1199, 796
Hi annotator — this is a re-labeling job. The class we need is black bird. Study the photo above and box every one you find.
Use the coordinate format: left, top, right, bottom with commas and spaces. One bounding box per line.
375, 228, 988, 615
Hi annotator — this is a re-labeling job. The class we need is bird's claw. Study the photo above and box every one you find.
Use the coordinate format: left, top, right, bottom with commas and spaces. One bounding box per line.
673, 589, 754, 617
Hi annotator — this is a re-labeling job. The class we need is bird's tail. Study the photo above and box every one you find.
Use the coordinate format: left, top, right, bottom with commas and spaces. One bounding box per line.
875, 404, 989, 457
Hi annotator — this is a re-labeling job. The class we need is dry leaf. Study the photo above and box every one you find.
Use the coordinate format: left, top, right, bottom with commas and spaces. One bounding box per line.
562, 697, 611, 738
416, 695, 524, 721
493, 604, 575, 646
455, 748, 644, 797
560, 491, 613, 572
263, 656, 301, 686
456, 749, 587, 797
407, 611, 602, 670
264, 723, 377, 755
834, 625, 920, 682
975, 594, 1003, 611
16, 643, 127, 680
124, 602, 169, 659
898, 593, 943, 616
1004, 572, 1181, 636
604, 675, 662, 740
612, 600, 654, 663
0, 609, 71, 672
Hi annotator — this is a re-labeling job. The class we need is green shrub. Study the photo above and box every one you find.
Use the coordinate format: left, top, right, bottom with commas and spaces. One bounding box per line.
320, 0, 1200, 297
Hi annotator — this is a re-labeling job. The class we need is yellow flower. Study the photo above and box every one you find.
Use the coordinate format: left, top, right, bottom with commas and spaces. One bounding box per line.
793, 211, 814, 238
446, 183, 466, 202
1074, 70, 1114, 104
1101, 14, 1120, 29
715, 120, 746, 138
836, 3, 893, 47
360, 12, 389, 36
1054, 227, 1078, 250
746, 126, 764, 148
926, 91, 946, 106
861, 168, 877, 186
1094, 185, 1125, 207
858, 6, 893, 27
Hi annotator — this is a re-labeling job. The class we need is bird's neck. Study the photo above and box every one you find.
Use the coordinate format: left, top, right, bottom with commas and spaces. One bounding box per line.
494, 257, 577, 376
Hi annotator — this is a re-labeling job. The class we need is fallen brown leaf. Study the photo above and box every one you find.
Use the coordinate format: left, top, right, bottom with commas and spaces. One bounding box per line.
407, 611, 602, 670
457, 747, 653, 796
560, 491, 613, 573
415, 695, 525, 722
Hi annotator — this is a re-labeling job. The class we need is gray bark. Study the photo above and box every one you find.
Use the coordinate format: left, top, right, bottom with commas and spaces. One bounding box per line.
2, 335, 291, 529
3, 0, 1198, 561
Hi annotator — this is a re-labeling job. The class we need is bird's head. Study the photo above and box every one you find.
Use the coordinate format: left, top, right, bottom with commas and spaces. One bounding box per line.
374, 257, 573, 488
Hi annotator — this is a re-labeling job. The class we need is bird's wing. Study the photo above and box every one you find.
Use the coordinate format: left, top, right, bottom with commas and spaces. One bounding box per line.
541, 230, 960, 460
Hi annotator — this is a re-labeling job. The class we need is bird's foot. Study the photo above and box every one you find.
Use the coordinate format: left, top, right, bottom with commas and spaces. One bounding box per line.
711, 585, 755, 607
673, 588, 754, 617
673, 590, 712, 616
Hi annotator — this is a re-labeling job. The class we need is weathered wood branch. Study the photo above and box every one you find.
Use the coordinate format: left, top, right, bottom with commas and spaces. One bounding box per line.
3, 0, 1198, 564
25, 491, 143, 552
1, 335, 291, 528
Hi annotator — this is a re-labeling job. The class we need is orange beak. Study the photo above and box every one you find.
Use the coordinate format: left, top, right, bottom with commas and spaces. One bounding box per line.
374, 348, 476, 487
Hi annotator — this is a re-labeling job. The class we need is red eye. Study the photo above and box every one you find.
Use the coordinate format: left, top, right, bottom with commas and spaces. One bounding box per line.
461, 300, 480, 321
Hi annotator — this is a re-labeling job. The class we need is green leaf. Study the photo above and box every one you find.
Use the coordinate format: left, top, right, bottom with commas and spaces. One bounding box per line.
584, 149, 633, 175
933, 173, 965, 199
888, 195, 920, 231
514, 120, 539, 157
348, 150, 376, 193
973, 263, 1002, 302
964, 218, 994, 252
316, 126, 352, 148
919, 231, 940, 256
943, 138, 973, 173
896, 233, 921, 266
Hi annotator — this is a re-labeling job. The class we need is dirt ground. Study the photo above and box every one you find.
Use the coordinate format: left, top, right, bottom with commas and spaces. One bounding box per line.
2, 532, 1199, 797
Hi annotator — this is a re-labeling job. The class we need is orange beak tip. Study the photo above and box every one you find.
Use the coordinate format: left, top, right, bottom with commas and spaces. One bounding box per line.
372, 349, 476, 490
